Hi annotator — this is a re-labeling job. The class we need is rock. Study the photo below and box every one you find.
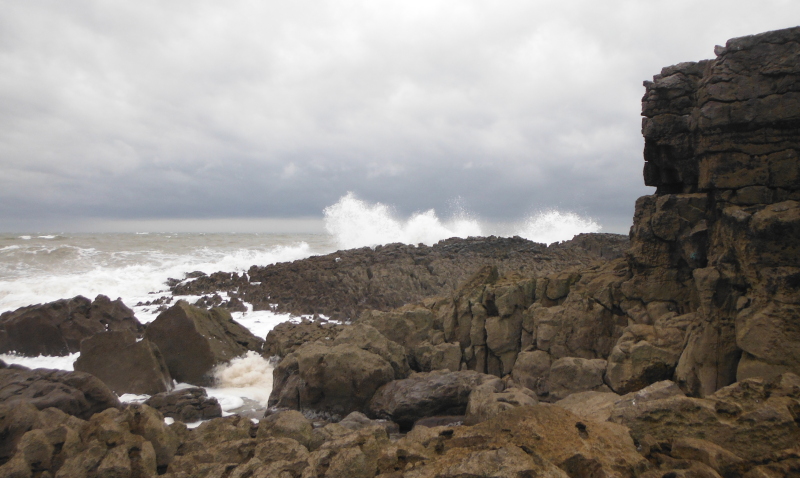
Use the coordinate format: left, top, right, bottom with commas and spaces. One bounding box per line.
610, 374, 800, 461
410, 340, 462, 373
263, 318, 343, 358
0, 402, 43, 463
144, 387, 222, 422
0, 295, 143, 357
257, 410, 313, 449
367, 370, 502, 430
605, 324, 683, 394
545, 356, 610, 402
510, 349, 552, 397
554, 391, 622, 423
241, 235, 628, 321
464, 385, 537, 425
670, 437, 745, 477
73, 330, 173, 396
143, 300, 264, 386
269, 342, 395, 419
394, 405, 647, 478
337, 411, 399, 436
332, 323, 410, 379
0, 367, 120, 419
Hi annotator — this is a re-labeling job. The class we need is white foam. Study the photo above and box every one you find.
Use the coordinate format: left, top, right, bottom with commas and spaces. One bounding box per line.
210, 351, 274, 407
515, 210, 601, 245
0, 241, 317, 315
324, 192, 482, 249
0, 352, 79, 371
323, 192, 600, 248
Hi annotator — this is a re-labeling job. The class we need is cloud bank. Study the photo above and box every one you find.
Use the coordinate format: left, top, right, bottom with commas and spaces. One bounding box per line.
1, 0, 798, 232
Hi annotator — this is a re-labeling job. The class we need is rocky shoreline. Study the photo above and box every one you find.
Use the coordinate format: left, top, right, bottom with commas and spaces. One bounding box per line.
2, 26, 800, 478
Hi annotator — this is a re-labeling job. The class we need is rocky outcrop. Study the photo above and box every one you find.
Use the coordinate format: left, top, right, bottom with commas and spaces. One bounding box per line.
143, 300, 264, 386
0, 295, 143, 356
74, 330, 173, 396
144, 387, 222, 422
170, 234, 628, 321
0, 366, 120, 419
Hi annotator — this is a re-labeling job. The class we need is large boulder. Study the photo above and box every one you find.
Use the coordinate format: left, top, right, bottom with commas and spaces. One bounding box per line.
0, 366, 120, 419
143, 300, 264, 385
367, 370, 502, 430
73, 330, 173, 395
0, 295, 142, 356
269, 342, 395, 420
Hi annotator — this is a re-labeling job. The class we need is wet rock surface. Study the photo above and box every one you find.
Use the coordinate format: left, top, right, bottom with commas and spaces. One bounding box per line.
0, 294, 143, 356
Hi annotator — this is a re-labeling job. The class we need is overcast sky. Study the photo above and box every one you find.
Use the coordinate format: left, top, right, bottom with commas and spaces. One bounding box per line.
1, 1, 798, 233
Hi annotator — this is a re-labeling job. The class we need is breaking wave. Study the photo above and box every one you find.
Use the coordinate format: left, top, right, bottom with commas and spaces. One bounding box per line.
323, 192, 600, 249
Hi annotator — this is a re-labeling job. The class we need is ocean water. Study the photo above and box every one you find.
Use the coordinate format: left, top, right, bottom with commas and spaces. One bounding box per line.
0, 194, 602, 419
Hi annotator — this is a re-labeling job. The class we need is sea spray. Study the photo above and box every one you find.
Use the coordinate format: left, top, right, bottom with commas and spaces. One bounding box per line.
323, 192, 600, 248
208, 351, 275, 407
323, 192, 482, 249
515, 210, 601, 245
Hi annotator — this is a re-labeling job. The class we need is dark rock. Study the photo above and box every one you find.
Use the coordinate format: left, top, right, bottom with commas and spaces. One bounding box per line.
73, 330, 173, 396
144, 387, 222, 422
239, 234, 628, 321
143, 300, 264, 386
0, 295, 143, 357
367, 370, 502, 430
0, 367, 120, 419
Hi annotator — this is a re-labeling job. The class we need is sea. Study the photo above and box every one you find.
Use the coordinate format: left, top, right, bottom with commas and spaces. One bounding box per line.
0, 194, 602, 423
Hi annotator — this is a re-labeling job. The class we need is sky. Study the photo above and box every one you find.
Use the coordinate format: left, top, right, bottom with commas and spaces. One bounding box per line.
1, 1, 798, 234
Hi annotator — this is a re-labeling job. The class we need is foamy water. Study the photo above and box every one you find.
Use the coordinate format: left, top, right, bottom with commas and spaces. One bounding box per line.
0, 194, 602, 421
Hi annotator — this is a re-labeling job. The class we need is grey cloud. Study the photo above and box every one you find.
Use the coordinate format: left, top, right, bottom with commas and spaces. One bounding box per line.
1, 0, 798, 233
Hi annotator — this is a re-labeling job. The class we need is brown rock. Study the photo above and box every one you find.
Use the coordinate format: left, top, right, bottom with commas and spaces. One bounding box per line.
144, 387, 222, 422
367, 370, 502, 430
0, 367, 120, 420
143, 300, 264, 386
269, 342, 394, 419
74, 330, 173, 396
